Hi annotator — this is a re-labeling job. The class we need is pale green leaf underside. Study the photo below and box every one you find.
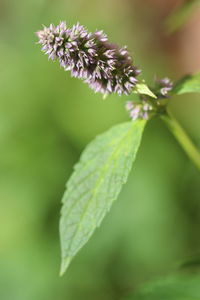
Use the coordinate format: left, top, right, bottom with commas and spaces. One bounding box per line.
172, 73, 200, 95
125, 273, 200, 300
135, 82, 157, 99
60, 120, 146, 275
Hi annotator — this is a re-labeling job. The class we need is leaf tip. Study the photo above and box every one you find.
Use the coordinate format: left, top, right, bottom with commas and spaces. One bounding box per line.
59, 257, 72, 276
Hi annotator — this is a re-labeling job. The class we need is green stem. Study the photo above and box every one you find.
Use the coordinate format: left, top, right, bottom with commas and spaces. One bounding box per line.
160, 111, 200, 172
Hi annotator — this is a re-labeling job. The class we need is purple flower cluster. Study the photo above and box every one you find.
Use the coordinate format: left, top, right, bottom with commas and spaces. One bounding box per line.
125, 101, 153, 120
37, 22, 140, 95
155, 77, 173, 98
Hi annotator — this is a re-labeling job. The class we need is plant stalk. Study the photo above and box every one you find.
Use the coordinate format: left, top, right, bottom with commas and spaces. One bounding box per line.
160, 111, 200, 172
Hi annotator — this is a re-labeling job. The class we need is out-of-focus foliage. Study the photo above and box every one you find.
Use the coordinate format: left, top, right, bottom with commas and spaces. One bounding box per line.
126, 272, 200, 299
172, 72, 200, 95
0, 0, 200, 299
165, 0, 200, 33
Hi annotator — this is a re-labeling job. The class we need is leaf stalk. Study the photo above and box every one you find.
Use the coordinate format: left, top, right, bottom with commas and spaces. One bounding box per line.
160, 110, 200, 172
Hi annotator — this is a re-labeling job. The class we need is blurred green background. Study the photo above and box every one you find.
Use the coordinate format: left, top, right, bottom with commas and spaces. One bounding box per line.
0, 0, 200, 299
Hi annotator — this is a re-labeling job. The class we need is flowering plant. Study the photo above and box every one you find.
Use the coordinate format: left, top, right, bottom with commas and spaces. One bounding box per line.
37, 21, 200, 276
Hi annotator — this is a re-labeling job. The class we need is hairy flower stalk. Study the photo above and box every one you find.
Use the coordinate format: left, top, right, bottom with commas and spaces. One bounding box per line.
37, 22, 141, 95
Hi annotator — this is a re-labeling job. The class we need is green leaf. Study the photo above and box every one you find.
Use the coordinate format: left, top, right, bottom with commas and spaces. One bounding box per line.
135, 82, 157, 99
60, 120, 146, 275
165, 0, 200, 34
172, 73, 200, 95
125, 273, 200, 300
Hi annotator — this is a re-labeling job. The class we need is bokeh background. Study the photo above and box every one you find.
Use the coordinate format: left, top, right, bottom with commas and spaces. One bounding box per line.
0, 0, 200, 299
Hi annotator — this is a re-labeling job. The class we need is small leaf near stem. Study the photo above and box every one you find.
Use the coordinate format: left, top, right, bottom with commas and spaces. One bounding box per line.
135, 82, 157, 99
160, 111, 200, 172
